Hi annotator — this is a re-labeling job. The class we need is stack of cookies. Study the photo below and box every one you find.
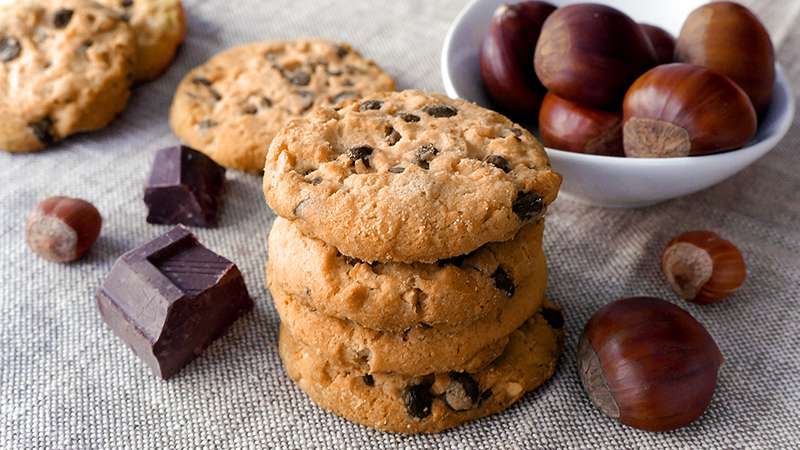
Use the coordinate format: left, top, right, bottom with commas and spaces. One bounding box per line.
264, 90, 564, 433
0, 0, 185, 152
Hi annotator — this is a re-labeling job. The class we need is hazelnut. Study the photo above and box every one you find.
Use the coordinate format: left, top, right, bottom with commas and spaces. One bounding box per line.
578, 297, 724, 431
662, 230, 746, 305
26, 196, 102, 263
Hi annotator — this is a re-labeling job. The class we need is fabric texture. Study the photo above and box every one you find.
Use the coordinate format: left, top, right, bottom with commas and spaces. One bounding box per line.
1, 0, 798, 448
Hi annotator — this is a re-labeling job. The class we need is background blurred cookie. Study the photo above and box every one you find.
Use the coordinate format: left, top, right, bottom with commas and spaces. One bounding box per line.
0, 0, 136, 152
170, 39, 395, 171
97, 0, 186, 82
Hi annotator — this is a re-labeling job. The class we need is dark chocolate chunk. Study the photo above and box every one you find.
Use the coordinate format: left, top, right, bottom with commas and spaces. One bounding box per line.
479, 389, 493, 404
287, 70, 310, 86
191, 78, 222, 101
28, 118, 54, 146
80, 40, 93, 51
144, 146, 226, 227
261, 97, 273, 108
0, 37, 21, 62
512, 191, 544, 221
347, 145, 373, 167
511, 127, 524, 137
388, 166, 405, 174
413, 144, 439, 170
422, 104, 458, 118
307, 177, 322, 186
53, 9, 74, 28
121, 0, 134, 7
403, 382, 433, 419
295, 90, 315, 113
362, 374, 375, 386
400, 113, 420, 123
540, 307, 564, 329
446, 372, 480, 411
242, 104, 258, 115
96, 226, 253, 379
485, 155, 511, 173
336, 45, 350, 59
492, 267, 515, 298
359, 100, 383, 111
385, 126, 401, 146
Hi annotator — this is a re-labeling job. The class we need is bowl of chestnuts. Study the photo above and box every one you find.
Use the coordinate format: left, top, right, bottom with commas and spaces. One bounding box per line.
441, 0, 795, 207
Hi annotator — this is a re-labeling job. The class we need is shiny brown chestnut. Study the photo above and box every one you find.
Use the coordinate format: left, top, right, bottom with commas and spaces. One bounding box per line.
662, 230, 746, 305
480, 1, 556, 117
623, 63, 757, 157
538, 92, 623, 156
676, 2, 775, 115
578, 297, 724, 432
534, 3, 657, 108
640, 24, 675, 65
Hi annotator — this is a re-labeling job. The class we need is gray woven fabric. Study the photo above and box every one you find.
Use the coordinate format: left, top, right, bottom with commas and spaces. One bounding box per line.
1, 0, 799, 448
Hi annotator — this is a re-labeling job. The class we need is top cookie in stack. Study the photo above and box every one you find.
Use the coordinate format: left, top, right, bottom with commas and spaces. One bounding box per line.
263, 89, 561, 263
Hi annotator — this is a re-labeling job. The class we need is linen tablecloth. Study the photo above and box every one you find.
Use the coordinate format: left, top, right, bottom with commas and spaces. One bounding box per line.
2, 1, 799, 448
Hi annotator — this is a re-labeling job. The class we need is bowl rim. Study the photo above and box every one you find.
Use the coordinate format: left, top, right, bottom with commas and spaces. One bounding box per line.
440, 0, 796, 167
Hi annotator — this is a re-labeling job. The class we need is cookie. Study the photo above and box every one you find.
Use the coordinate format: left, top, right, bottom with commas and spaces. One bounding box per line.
262, 90, 562, 264
170, 40, 395, 171
0, 0, 136, 152
267, 217, 544, 332
97, 0, 186, 82
279, 302, 564, 434
268, 243, 547, 376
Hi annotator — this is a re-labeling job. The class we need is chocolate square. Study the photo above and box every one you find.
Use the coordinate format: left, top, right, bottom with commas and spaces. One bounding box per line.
144, 146, 226, 227
96, 226, 252, 379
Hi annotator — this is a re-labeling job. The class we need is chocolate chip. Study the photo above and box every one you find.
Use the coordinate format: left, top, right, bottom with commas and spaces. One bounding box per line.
385, 126, 401, 146
512, 192, 544, 221
307, 177, 322, 186
0, 37, 21, 62
192, 77, 213, 86
197, 120, 218, 129
437, 254, 468, 267
511, 127, 524, 137
446, 372, 480, 411
492, 267, 515, 298
288, 70, 310, 86
336, 45, 350, 59
331, 91, 357, 105
479, 389, 493, 404
388, 166, 405, 174
120, 13, 130, 22
242, 105, 258, 115
80, 40, 93, 51
121, 0, 133, 6
540, 307, 564, 329
401, 113, 420, 123
295, 90, 315, 114
28, 118, 54, 145
413, 144, 439, 170
341, 79, 354, 87
423, 104, 458, 118
403, 382, 433, 419
261, 97, 273, 108
347, 145, 373, 167
53, 9, 74, 28
485, 155, 511, 173
343, 255, 359, 266
359, 100, 383, 111
362, 374, 375, 386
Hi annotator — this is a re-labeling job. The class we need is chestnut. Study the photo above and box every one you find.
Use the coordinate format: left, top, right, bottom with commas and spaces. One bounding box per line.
623, 63, 757, 157
676, 2, 775, 115
640, 24, 675, 65
578, 297, 724, 432
534, 4, 657, 108
662, 230, 746, 305
480, 1, 556, 117
538, 92, 623, 156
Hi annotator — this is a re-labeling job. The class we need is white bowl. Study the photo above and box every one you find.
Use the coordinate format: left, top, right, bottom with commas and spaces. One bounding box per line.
441, 0, 795, 208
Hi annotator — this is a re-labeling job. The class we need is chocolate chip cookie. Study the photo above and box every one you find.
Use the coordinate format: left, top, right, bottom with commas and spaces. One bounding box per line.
263, 90, 562, 263
170, 40, 395, 171
97, 0, 186, 82
0, 0, 136, 152
279, 302, 564, 434
267, 217, 544, 332
268, 244, 547, 376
